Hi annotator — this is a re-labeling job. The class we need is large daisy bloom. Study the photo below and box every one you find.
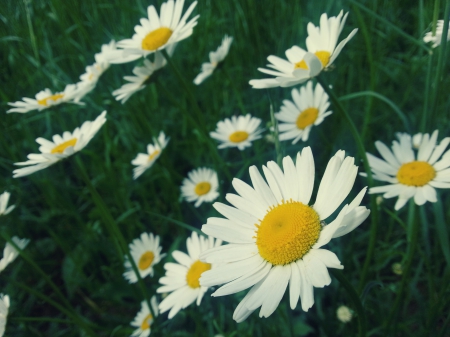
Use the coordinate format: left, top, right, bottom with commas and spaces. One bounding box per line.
275, 82, 332, 144
0, 236, 30, 273
157, 232, 222, 319
0, 192, 15, 216
132, 131, 170, 180
199, 147, 370, 322
0, 294, 9, 337
210, 114, 263, 150
123, 233, 166, 283
193, 35, 233, 85
366, 130, 450, 210
130, 296, 159, 337
181, 168, 219, 207
13, 111, 107, 178
424, 20, 450, 48
109, 0, 198, 64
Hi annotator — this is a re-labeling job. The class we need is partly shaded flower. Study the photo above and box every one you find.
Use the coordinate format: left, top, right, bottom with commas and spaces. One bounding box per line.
423, 20, 450, 48
157, 232, 222, 319
200, 147, 369, 322
13, 111, 107, 178
130, 297, 159, 337
132, 131, 170, 179
181, 167, 219, 207
0, 192, 15, 216
0, 237, 30, 273
0, 294, 9, 337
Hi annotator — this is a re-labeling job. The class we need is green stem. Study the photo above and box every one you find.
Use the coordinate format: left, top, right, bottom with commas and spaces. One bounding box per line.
421, 54, 434, 132
222, 66, 248, 115
268, 102, 282, 166
432, 0, 442, 35
10, 317, 73, 324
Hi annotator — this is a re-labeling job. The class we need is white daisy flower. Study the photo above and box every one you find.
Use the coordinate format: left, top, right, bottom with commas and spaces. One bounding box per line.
210, 114, 263, 150
130, 296, 159, 337
123, 233, 166, 283
199, 147, 370, 322
0, 294, 9, 337
336, 305, 353, 323
193, 35, 233, 85
275, 82, 332, 144
0, 192, 15, 216
132, 131, 170, 180
0, 236, 30, 273
108, 0, 198, 64
13, 111, 107, 178
180, 168, 219, 207
424, 20, 450, 48
157, 231, 222, 319
366, 130, 450, 210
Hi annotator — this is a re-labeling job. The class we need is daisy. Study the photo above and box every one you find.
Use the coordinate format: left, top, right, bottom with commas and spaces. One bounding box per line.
210, 114, 263, 150
13, 111, 107, 178
157, 231, 222, 318
0, 192, 15, 216
109, 0, 198, 64
366, 130, 450, 210
0, 294, 9, 337
123, 233, 165, 283
130, 296, 159, 337
132, 131, 170, 180
275, 82, 332, 144
423, 20, 450, 48
0, 237, 30, 273
199, 147, 370, 322
193, 35, 233, 85
180, 167, 219, 207
336, 305, 353, 323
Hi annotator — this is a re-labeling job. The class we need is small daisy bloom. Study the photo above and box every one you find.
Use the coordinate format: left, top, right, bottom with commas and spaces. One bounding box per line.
181, 168, 219, 207
78, 41, 116, 90
275, 82, 332, 144
366, 130, 450, 210
109, 0, 198, 64
200, 147, 370, 322
13, 111, 107, 178
130, 296, 159, 337
0, 192, 15, 216
193, 35, 233, 85
124, 233, 166, 283
210, 114, 263, 150
336, 305, 353, 323
0, 294, 9, 337
0, 237, 30, 273
157, 231, 222, 318
132, 131, 170, 179
424, 20, 450, 48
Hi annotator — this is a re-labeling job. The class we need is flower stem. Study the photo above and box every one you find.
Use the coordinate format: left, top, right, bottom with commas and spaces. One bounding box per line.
222, 66, 248, 115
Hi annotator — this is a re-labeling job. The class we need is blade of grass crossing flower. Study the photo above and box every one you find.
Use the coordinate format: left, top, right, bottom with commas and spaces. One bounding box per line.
432, 0, 442, 35
269, 102, 282, 167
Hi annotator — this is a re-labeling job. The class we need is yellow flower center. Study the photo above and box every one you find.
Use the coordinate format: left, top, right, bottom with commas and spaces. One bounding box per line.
396, 161, 436, 186
140, 313, 153, 330
37, 93, 64, 106
294, 51, 331, 70
186, 260, 211, 288
141, 27, 173, 51
148, 150, 160, 161
256, 201, 321, 265
296, 107, 319, 129
194, 182, 211, 196
51, 138, 77, 154
229, 131, 249, 143
138, 251, 155, 270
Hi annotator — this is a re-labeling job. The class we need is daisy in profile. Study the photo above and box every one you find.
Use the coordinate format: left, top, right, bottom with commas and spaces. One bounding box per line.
424, 20, 450, 48
0, 294, 9, 337
0, 192, 15, 216
0, 236, 30, 273
366, 130, 450, 210
180, 168, 219, 207
210, 114, 263, 150
124, 233, 165, 283
109, 0, 198, 64
275, 82, 332, 144
130, 296, 159, 337
13, 111, 107, 178
200, 147, 370, 322
157, 231, 222, 318
132, 131, 170, 180
193, 35, 233, 85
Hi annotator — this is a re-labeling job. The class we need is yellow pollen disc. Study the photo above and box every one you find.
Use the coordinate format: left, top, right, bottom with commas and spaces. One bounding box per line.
140, 313, 153, 330
51, 138, 77, 154
296, 107, 319, 129
148, 150, 160, 161
229, 131, 249, 143
141, 27, 173, 51
256, 201, 321, 265
37, 93, 64, 106
294, 50, 331, 70
396, 161, 436, 186
186, 260, 211, 288
138, 251, 155, 270
194, 182, 211, 196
